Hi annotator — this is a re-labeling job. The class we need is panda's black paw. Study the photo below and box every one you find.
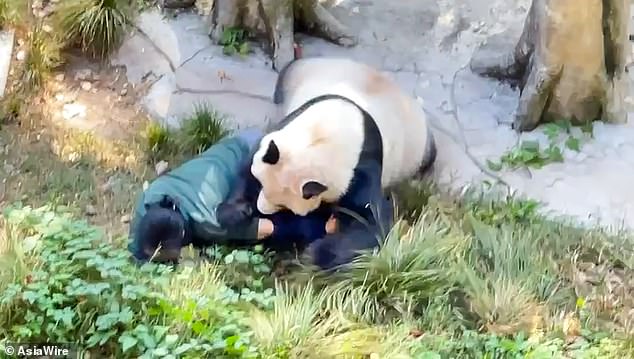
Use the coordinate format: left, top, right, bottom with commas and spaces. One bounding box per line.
217, 201, 253, 227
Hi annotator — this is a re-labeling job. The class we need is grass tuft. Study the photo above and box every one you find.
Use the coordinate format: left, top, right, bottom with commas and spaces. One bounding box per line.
21, 23, 64, 92
144, 121, 178, 163
0, 0, 25, 30
142, 103, 233, 164
179, 102, 233, 155
55, 0, 134, 60
325, 218, 461, 319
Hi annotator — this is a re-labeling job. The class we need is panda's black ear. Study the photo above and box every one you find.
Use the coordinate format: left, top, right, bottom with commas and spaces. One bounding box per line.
261, 140, 280, 165
302, 181, 328, 199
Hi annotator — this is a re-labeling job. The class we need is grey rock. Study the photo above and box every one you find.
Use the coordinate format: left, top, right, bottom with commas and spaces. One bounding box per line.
74, 69, 93, 82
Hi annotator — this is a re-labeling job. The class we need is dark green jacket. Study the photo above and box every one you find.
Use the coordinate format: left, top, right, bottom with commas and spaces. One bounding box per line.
128, 130, 262, 255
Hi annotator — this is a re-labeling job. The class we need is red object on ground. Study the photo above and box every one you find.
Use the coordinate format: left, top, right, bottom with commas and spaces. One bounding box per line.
294, 42, 303, 59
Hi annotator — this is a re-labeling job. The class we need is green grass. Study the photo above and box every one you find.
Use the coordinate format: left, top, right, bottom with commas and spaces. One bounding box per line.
55, 0, 135, 60
179, 103, 233, 155
20, 23, 64, 92
0, 0, 25, 30
1, 184, 633, 358
144, 103, 233, 164
0, 22, 63, 125
144, 121, 179, 164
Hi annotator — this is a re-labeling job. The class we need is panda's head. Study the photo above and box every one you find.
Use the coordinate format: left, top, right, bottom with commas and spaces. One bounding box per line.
250, 134, 328, 216
250, 99, 364, 216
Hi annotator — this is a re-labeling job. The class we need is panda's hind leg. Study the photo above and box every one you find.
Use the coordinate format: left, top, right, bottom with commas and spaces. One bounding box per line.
304, 224, 382, 271
417, 130, 437, 176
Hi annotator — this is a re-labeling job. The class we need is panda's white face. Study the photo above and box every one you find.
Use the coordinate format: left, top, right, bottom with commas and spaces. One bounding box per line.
251, 99, 365, 216
256, 184, 323, 216
251, 134, 329, 216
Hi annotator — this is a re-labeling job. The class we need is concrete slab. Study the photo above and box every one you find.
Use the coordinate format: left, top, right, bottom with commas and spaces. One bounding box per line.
0, 29, 15, 98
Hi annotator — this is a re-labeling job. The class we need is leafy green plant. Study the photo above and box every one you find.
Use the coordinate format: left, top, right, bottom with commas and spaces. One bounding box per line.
178, 102, 233, 155
55, 0, 134, 59
488, 119, 594, 171
220, 27, 250, 57
411, 330, 566, 359
468, 194, 541, 227
487, 140, 563, 171
0, 205, 265, 358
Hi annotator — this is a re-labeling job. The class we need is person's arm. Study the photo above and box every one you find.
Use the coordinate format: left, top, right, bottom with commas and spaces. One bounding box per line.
257, 218, 275, 238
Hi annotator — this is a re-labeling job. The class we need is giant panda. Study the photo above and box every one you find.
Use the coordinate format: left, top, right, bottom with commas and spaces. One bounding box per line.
250, 57, 437, 217
217, 122, 397, 271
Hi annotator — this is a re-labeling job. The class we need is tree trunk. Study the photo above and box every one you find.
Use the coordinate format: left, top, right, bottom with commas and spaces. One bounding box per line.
470, 0, 630, 132
207, 0, 356, 71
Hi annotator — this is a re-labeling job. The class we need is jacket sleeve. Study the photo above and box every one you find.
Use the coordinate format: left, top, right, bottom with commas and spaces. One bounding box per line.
224, 218, 261, 242
193, 217, 261, 246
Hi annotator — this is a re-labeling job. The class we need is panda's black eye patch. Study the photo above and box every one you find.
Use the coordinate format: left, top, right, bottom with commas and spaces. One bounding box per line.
302, 181, 328, 199
262, 140, 280, 165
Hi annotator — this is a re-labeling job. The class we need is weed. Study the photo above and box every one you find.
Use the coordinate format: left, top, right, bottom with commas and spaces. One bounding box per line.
21, 23, 64, 92
143, 103, 233, 163
0, 205, 261, 357
55, 0, 134, 60
135, 0, 157, 11
0, 0, 9, 29
488, 119, 594, 171
178, 102, 233, 155
144, 121, 178, 163
220, 27, 250, 57
0, 0, 25, 29
0, 92, 25, 124
468, 194, 542, 227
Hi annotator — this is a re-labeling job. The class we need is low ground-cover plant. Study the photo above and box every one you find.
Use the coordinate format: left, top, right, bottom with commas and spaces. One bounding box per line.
1, 186, 633, 358
488, 119, 595, 171
0, 205, 268, 358
220, 27, 251, 57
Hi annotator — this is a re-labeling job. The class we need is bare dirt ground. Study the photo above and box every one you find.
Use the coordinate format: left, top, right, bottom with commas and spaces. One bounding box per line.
1, 49, 154, 240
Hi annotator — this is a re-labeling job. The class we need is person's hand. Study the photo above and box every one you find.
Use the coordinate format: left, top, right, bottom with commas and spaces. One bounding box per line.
257, 218, 274, 239
325, 216, 338, 234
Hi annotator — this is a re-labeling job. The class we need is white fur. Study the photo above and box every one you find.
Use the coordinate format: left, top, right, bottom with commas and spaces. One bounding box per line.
251, 57, 431, 215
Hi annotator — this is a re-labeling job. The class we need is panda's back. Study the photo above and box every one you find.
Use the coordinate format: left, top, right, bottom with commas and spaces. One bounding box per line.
277, 57, 430, 188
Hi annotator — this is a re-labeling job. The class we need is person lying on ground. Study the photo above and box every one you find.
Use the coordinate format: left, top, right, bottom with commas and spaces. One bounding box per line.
127, 128, 337, 264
